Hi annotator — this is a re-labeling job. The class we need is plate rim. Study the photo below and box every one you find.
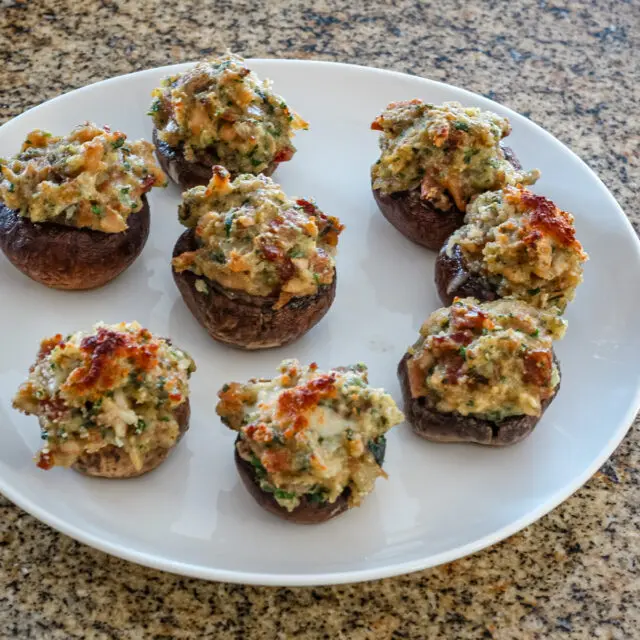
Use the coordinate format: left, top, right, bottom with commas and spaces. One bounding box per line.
1, 58, 639, 586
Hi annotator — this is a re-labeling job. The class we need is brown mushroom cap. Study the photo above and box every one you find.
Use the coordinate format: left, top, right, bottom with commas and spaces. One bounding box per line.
372, 186, 464, 251
153, 128, 279, 191
172, 229, 336, 350
71, 398, 190, 478
435, 242, 498, 306
0, 196, 150, 290
234, 434, 386, 524
372, 145, 522, 251
397, 352, 560, 446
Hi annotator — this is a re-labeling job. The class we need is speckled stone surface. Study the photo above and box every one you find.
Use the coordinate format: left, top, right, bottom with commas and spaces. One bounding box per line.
0, 0, 638, 637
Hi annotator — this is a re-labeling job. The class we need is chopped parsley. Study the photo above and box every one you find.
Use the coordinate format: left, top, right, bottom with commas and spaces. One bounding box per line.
135, 419, 147, 434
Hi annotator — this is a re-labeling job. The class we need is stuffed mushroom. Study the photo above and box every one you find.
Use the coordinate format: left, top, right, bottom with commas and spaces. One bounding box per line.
370, 100, 539, 250
149, 52, 308, 190
217, 359, 404, 524
435, 186, 588, 311
172, 167, 343, 349
13, 321, 196, 477
0, 124, 166, 290
398, 297, 566, 446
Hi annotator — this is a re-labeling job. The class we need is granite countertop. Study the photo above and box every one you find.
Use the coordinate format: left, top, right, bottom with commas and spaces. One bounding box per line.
0, 0, 638, 637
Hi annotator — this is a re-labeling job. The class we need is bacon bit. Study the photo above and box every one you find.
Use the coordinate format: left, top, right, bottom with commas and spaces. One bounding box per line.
277, 374, 337, 437
450, 331, 474, 345
141, 174, 156, 192
296, 199, 317, 215
309, 363, 318, 371
523, 349, 552, 386
510, 188, 582, 250
273, 147, 294, 163
261, 448, 291, 473
260, 241, 296, 283
429, 332, 474, 351
277, 258, 296, 282
243, 423, 274, 443
36, 451, 54, 470
450, 301, 494, 332
443, 355, 465, 384
40, 396, 69, 421
260, 242, 283, 262
37, 334, 64, 361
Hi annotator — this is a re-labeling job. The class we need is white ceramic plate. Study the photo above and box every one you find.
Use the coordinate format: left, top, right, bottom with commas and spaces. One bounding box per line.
0, 60, 638, 587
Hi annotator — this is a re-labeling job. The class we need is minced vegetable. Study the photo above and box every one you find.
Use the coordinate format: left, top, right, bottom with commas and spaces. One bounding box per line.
150, 52, 307, 175
371, 99, 539, 211
172, 167, 343, 307
0, 123, 166, 233
406, 297, 566, 422
13, 321, 195, 471
446, 186, 588, 311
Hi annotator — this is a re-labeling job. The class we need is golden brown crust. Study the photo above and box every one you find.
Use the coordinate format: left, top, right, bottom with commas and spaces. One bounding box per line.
71, 398, 190, 478
372, 146, 522, 251
234, 435, 386, 524
0, 196, 150, 290
397, 353, 560, 446
153, 128, 279, 190
172, 229, 336, 350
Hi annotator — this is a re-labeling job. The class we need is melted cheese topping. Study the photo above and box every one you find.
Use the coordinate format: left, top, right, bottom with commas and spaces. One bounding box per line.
407, 298, 566, 421
0, 124, 166, 232
447, 187, 588, 311
217, 360, 404, 511
172, 168, 343, 304
150, 52, 307, 174
13, 322, 195, 470
371, 100, 539, 210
